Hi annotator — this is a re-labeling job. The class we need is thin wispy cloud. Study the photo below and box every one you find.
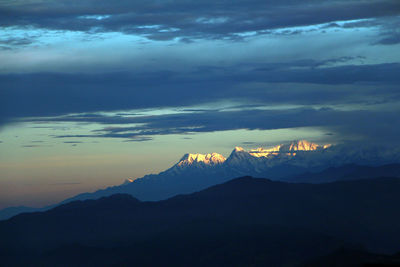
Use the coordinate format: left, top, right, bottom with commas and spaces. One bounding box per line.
0, 0, 398, 41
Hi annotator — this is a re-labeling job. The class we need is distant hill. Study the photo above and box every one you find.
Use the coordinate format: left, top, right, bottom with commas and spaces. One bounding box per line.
1, 176, 400, 266
303, 248, 400, 267
0, 206, 46, 221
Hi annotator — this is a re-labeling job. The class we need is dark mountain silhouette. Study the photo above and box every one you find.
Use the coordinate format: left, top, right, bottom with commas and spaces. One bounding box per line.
303, 248, 400, 267
1, 176, 400, 266
0, 206, 46, 221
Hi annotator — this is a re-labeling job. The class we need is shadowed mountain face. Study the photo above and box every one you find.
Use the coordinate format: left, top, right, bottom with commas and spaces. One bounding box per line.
1, 177, 400, 266
283, 163, 400, 183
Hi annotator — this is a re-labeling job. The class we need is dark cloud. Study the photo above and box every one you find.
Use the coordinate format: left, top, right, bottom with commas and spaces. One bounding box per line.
21, 144, 52, 148
374, 17, 400, 45
0, 1, 399, 41
1, 61, 400, 125
0, 37, 34, 46
0, 36, 35, 50
122, 137, 153, 142
377, 33, 400, 45
44, 107, 400, 144
330, 15, 400, 46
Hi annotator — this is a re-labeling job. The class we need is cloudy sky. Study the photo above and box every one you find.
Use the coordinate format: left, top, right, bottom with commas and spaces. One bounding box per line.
0, 0, 399, 208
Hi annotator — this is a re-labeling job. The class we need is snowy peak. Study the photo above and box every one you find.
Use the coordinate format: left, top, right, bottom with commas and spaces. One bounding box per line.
281, 140, 327, 152
177, 153, 226, 167
290, 140, 318, 151
248, 145, 283, 157
227, 140, 331, 160
233, 146, 245, 152
166, 152, 226, 175
122, 178, 134, 185
228, 146, 249, 158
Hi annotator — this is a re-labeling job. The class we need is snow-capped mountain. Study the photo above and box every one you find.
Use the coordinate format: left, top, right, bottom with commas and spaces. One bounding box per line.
224, 140, 330, 174
133, 140, 331, 181
133, 140, 326, 177
117, 139, 400, 190
178, 153, 226, 166
119, 140, 398, 180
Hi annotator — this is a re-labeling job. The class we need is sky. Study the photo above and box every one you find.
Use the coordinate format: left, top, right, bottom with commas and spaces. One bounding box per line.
0, 0, 400, 209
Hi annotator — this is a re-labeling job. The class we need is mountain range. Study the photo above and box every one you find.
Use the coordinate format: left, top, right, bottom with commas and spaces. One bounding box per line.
2, 140, 400, 220
2, 176, 400, 266
57, 140, 400, 202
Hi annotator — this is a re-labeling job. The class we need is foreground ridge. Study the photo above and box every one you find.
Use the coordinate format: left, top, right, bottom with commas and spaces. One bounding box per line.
2, 176, 400, 266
